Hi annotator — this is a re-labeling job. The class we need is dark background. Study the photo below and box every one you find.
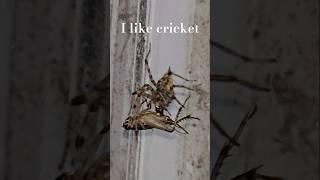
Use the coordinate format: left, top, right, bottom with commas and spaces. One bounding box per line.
211, 0, 319, 179
0, 0, 109, 179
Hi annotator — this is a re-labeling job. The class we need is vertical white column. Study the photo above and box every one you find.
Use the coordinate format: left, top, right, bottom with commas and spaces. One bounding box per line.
139, 0, 210, 180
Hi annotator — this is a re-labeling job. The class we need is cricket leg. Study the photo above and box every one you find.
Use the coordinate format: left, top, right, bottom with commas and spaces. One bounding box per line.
175, 123, 189, 134
176, 114, 200, 124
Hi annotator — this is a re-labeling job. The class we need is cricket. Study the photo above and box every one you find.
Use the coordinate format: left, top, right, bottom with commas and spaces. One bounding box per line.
123, 96, 199, 134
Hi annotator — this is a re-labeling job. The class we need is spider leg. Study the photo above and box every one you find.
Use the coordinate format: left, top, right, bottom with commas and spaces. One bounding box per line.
173, 84, 194, 91
173, 95, 185, 108
132, 84, 154, 96
171, 72, 196, 82
136, 92, 154, 109
163, 107, 171, 116
132, 84, 156, 111
175, 95, 191, 120
139, 97, 151, 108
144, 49, 157, 86
146, 100, 152, 110
140, 98, 148, 106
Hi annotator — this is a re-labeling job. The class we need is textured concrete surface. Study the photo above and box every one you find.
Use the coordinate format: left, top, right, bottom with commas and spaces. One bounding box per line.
110, 0, 140, 179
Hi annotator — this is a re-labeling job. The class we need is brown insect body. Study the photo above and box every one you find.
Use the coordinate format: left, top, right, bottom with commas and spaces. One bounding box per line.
123, 96, 199, 134
123, 111, 198, 134
123, 111, 177, 132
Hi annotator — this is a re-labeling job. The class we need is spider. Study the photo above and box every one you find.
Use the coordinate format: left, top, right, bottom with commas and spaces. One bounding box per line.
132, 49, 195, 115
